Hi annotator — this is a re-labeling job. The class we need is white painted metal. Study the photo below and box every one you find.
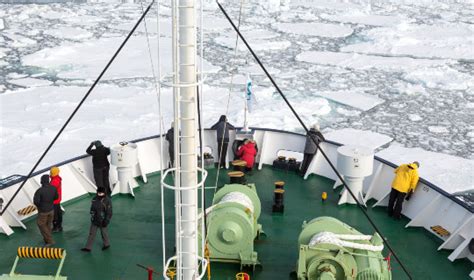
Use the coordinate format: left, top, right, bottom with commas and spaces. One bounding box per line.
110, 142, 139, 196
336, 145, 374, 205
258, 131, 305, 170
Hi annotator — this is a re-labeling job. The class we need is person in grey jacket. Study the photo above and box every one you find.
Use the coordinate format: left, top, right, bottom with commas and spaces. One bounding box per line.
299, 123, 325, 176
33, 174, 58, 247
211, 115, 235, 168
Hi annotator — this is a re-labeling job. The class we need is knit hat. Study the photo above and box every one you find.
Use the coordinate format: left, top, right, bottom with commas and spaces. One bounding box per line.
40, 174, 50, 185
413, 161, 420, 168
311, 123, 320, 131
50, 166, 60, 177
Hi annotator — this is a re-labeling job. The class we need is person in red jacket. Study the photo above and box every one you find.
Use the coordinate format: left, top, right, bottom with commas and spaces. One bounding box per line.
236, 140, 257, 171
50, 166, 63, 232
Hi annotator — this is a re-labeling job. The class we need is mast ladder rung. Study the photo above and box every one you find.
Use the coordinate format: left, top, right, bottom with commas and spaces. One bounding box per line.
178, 44, 195, 48
178, 170, 197, 173
179, 98, 195, 103
177, 5, 195, 8
178, 152, 196, 156
177, 203, 196, 207
178, 117, 195, 121
179, 63, 196, 66
178, 135, 194, 139
179, 25, 196, 28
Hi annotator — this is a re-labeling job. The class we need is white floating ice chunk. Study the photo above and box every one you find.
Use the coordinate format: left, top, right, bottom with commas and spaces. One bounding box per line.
428, 126, 449, 134
408, 114, 423, 122
0, 18, 4, 30
316, 90, 384, 111
325, 128, 393, 151
341, 23, 474, 60
403, 67, 473, 91
321, 12, 403, 27
23, 36, 220, 80
296, 51, 449, 71
44, 27, 93, 40
214, 28, 290, 52
377, 144, 474, 194
7, 78, 53, 87
274, 22, 353, 38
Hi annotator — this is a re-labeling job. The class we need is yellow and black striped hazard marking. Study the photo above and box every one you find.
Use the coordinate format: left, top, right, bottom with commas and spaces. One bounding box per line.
17, 247, 64, 259
430, 225, 450, 237
17, 205, 37, 216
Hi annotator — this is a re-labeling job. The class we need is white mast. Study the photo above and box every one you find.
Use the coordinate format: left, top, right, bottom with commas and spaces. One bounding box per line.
162, 0, 207, 278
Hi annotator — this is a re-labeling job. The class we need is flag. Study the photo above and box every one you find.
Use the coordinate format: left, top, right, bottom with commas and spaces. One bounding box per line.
246, 74, 252, 113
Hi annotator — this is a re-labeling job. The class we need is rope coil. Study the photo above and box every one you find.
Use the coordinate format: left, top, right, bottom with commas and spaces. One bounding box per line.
218, 191, 254, 213
309, 232, 383, 252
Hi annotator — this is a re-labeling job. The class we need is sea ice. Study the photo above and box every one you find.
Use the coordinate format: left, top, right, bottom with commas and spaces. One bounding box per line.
315, 90, 384, 111
44, 27, 93, 40
341, 23, 474, 60
321, 12, 404, 27
7, 78, 53, 87
273, 22, 353, 38
295, 51, 450, 71
23, 36, 220, 80
325, 128, 393, 151
377, 144, 474, 194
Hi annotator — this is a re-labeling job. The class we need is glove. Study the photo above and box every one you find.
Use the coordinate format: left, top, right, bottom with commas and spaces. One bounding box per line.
405, 190, 413, 201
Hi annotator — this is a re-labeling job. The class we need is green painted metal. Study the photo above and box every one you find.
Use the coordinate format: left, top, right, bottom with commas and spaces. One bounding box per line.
0, 167, 472, 279
296, 217, 391, 280
206, 184, 262, 268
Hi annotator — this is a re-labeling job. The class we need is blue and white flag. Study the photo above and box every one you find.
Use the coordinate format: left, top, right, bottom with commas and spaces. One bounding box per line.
246, 74, 253, 113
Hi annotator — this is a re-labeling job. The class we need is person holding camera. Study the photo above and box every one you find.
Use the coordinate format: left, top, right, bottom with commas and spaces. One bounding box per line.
86, 140, 111, 195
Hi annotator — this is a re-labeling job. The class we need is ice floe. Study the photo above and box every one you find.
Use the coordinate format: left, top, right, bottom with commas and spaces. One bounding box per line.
7, 78, 53, 87
273, 22, 353, 38
23, 36, 220, 80
321, 12, 404, 27
315, 90, 384, 111
325, 128, 393, 150
44, 27, 93, 40
295, 51, 450, 71
377, 144, 474, 194
341, 23, 474, 60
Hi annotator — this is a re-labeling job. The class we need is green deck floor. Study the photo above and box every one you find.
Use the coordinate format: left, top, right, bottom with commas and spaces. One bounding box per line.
0, 166, 472, 279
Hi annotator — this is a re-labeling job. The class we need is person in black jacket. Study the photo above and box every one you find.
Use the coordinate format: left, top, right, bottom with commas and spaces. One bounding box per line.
299, 123, 325, 176
86, 140, 111, 195
33, 174, 58, 247
81, 187, 113, 252
211, 115, 235, 168
165, 122, 175, 168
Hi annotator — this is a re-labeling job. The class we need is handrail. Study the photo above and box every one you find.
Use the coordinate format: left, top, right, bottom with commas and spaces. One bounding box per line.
1, 127, 472, 213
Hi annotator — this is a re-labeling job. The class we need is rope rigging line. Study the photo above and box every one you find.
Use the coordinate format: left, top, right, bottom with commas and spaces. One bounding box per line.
216, 1, 412, 279
213, 0, 246, 192
0, 0, 156, 216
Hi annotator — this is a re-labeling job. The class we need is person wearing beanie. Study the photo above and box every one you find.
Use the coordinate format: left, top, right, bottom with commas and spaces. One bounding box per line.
299, 123, 325, 176
388, 161, 420, 220
81, 187, 113, 252
50, 166, 63, 232
86, 140, 111, 195
33, 174, 58, 247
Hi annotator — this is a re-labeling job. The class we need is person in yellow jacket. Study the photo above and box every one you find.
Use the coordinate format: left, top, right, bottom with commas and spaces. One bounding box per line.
388, 161, 420, 219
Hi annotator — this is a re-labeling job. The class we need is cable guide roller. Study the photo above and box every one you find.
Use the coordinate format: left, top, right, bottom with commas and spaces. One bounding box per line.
0, 247, 67, 280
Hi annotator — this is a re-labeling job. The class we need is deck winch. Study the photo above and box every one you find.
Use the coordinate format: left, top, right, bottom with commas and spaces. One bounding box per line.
203, 184, 263, 268
296, 217, 391, 280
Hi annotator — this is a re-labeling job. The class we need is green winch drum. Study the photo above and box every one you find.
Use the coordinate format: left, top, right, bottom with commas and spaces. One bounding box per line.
204, 183, 262, 268
296, 217, 391, 280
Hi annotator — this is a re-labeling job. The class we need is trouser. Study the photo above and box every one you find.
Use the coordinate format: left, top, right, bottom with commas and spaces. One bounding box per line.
388, 188, 407, 219
85, 224, 110, 250
169, 148, 174, 168
37, 210, 54, 244
93, 167, 111, 195
53, 204, 62, 230
300, 153, 315, 175
217, 141, 229, 167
